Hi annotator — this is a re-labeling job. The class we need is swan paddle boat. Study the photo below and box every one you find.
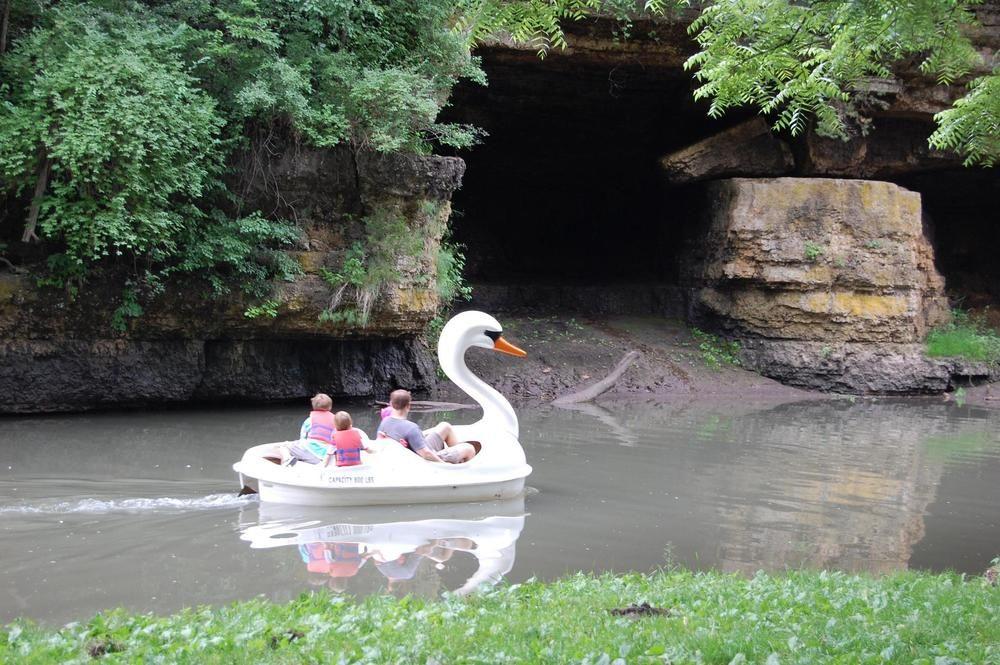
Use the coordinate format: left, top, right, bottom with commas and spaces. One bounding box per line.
232, 311, 532, 506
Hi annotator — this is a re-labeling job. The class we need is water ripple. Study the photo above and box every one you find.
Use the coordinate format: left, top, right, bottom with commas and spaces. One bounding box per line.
0, 493, 253, 515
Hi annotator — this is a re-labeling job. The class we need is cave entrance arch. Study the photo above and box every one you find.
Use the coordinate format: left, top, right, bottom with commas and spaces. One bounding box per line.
441, 42, 745, 314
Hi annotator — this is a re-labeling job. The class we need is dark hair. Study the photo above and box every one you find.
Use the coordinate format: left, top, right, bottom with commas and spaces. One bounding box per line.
389, 389, 411, 411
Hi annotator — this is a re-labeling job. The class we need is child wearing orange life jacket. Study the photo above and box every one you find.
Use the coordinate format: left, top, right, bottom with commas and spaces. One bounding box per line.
327, 411, 373, 467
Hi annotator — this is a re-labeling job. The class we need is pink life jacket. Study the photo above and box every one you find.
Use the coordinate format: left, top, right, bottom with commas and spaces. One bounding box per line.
308, 410, 336, 445
377, 431, 410, 449
333, 429, 363, 467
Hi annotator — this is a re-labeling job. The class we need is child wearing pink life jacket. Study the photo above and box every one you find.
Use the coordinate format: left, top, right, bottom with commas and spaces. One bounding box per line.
282, 393, 337, 466
327, 411, 372, 467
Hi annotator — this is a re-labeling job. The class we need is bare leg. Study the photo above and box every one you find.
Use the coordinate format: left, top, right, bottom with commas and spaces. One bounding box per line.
441, 442, 476, 463
423, 423, 476, 462
428, 422, 459, 446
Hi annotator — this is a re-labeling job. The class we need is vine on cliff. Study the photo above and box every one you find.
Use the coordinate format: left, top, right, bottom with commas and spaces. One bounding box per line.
319, 199, 470, 329
319, 208, 424, 327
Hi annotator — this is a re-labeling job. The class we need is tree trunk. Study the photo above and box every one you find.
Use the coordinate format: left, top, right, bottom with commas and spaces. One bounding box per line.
551, 350, 642, 405
0, 0, 10, 54
22, 153, 52, 243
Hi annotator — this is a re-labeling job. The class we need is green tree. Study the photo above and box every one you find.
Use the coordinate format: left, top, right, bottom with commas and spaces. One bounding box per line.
682, 0, 983, 139
1, 0, 485, 298
468, 0, 994, 161
0, 5, 222, 275
930, 69, 1000, 166
156, 0, 485, 152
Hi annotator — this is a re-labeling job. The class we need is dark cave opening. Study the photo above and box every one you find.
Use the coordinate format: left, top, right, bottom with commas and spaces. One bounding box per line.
897, 169, 1000, 315
440, 46, 743, 296
441, 44, 1000, 320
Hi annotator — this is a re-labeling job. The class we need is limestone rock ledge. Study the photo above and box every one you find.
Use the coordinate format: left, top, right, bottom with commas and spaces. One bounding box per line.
0, 148, 462, 413
738, 340, 999, 395
0, 338, 434, 413
683, 177, 987, 393
660, 118, 794, 184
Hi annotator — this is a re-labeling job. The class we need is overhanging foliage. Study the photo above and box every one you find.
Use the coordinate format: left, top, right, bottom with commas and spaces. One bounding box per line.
0, 0, 995, 321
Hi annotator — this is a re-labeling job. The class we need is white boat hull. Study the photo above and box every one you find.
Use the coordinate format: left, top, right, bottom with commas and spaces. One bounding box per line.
233, 435, 531, 507
253, 474, 526, 507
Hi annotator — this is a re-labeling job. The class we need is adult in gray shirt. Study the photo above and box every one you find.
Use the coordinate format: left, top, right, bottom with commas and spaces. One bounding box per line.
377, 389, 476, 464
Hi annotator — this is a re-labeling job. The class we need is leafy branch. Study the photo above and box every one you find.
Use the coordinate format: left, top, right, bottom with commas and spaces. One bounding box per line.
929, 69, 1000, 167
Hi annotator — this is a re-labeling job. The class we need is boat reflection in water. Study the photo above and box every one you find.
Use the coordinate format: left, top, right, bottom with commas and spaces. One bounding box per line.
239, 498, 526, 596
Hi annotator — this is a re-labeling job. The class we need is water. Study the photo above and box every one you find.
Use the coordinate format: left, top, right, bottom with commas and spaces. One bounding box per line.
2, 398, 999, 625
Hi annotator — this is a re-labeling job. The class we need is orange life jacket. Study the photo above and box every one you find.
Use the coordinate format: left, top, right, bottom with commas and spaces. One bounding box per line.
333, 429, 363, 466
327, 543, 363, 577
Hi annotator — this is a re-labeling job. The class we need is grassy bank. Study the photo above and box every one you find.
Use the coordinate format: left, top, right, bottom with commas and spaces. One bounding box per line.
926, 310, 1000, 363
4, 570, 998, 664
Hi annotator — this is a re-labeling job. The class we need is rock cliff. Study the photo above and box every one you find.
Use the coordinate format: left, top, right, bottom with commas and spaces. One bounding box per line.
4, 7, 998, 411
0, 148, 463, 413
683, 178, 997, 393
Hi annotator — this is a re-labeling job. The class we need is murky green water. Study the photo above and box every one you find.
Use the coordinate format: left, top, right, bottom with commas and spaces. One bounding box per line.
2, 398, 999, 624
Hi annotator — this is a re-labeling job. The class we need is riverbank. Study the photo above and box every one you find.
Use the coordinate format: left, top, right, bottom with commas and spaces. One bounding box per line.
433, 313, 1000, 407
434, 314, 817, 406
4, 569, 996, 663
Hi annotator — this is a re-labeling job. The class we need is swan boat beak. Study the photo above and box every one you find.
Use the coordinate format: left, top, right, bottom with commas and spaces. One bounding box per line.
493, 336, 526, 357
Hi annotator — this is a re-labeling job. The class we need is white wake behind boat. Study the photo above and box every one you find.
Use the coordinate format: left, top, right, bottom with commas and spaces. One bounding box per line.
232, 311, 533, 506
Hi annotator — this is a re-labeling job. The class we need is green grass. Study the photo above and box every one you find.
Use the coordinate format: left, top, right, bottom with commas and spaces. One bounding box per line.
926, 310, 1000, 363
4, 569, 998, 664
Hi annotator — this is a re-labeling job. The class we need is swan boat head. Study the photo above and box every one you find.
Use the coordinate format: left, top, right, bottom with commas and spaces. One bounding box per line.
437, 311, 525, 439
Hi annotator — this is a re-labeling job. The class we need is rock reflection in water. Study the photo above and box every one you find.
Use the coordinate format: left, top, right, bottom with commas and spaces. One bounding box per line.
708, 400, 971, 574
541, 397, 1000, 575
239, 499, 526, 597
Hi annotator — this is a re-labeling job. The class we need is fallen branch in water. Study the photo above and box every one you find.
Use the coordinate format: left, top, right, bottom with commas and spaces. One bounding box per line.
552, 350, 641, 405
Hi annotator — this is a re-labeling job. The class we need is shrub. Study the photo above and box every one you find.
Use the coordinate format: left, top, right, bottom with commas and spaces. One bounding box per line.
691, 328, 741, 369
803, 242, 825, 262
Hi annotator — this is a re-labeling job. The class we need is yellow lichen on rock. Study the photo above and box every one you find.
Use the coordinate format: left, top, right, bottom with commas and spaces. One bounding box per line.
689, 178, 948, 345
832, 293, 908, 319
